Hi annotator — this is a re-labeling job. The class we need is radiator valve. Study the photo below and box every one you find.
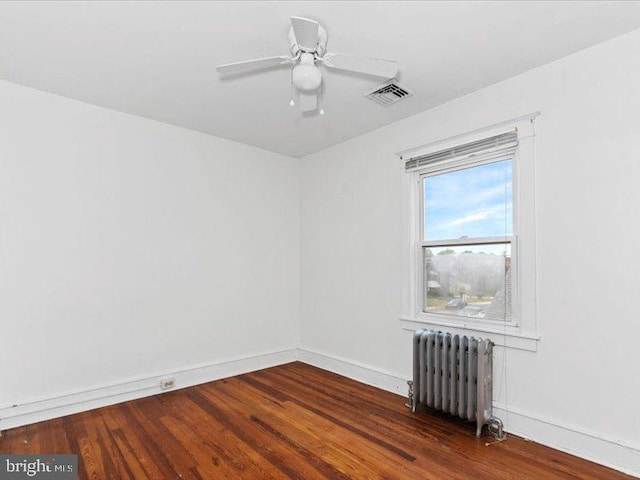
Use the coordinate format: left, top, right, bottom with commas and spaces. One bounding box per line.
405, 380, 414, 409
488, 416, 507, 441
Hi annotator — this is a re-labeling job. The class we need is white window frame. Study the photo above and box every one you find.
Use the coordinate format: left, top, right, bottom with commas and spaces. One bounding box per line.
399, 113, 540, 351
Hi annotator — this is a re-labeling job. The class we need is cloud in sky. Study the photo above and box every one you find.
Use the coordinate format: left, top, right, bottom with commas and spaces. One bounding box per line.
448, 212, 490, 226
446, 204, 507, 227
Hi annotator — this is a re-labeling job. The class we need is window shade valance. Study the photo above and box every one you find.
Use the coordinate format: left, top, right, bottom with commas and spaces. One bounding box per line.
404, 131, 518, 172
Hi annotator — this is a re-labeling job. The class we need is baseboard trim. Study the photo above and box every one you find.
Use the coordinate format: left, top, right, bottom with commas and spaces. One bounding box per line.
297, 348, 640, 478
297, 348, 408, 396
492, 403, 640, 478
0, 348, 298, 431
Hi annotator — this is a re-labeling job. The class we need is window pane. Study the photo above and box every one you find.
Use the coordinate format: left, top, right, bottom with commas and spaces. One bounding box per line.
423, 244, 511, 321
423, 160, 513, 241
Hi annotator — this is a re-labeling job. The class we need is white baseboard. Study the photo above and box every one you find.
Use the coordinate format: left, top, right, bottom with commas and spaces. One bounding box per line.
0, 348, 298, 431
492, 404, 640, 478
297, 348, 408, 396
297, 348, 640, 479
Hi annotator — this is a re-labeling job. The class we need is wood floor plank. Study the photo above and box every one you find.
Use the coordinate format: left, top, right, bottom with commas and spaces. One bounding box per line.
118, 402, 185, 480
159, 393, 289, 479
188, 385, 330, 480
100, 407, 163, 480
0, 362, 635, 480
125, 399, 200, 480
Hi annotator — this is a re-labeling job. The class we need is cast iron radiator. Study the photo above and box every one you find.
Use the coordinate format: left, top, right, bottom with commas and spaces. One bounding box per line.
408, 328, 505, 439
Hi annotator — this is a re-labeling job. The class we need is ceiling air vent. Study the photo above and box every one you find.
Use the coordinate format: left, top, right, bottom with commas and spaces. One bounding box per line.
365, 81, 413, 106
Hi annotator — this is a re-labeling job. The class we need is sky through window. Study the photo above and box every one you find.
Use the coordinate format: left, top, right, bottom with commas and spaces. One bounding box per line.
423, 160, 513, 247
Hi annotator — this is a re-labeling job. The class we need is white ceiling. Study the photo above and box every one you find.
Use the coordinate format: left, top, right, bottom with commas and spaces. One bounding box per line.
2, 1, 640, 157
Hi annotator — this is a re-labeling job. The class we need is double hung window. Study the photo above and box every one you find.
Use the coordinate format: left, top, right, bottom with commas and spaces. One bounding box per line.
417, 133, 516, 323
401, 116, 539, 349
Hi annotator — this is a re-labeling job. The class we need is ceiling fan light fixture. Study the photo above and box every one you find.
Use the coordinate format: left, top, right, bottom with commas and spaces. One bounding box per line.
292, 63, 322, 92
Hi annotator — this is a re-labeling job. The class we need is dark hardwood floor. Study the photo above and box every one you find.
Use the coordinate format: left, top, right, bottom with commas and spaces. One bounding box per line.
1, 362, 633, 479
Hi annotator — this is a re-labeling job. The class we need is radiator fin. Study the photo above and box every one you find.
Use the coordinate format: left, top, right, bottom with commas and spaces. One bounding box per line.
449, 335, 458, 414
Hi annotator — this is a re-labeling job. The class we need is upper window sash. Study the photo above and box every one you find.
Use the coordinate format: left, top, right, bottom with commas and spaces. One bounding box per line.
419, 156, 514, 244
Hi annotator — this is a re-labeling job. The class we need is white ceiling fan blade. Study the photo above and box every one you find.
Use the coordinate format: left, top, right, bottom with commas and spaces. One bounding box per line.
322, 53, 398, 78
291, 16, 319, 51
216, 56, 293, 76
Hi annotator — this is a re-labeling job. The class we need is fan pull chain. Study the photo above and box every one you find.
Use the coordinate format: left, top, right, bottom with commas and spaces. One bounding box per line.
319, 78, 325, 115
289, 66, 295, 107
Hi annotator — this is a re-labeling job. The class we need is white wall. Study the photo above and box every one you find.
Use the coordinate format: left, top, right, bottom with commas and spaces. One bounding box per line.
300, 29, 640, 475
0, 80, 299, 416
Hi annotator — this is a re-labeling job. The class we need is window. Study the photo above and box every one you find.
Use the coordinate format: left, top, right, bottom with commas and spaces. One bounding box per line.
399, 115, 539, 350
421, 157, 514, 323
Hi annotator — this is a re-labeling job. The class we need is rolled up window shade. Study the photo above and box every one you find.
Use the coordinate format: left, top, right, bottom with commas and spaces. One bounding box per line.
405, 131, 518, 172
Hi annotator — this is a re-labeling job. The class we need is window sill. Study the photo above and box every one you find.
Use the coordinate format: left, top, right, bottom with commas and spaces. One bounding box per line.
399, 316, 540, 352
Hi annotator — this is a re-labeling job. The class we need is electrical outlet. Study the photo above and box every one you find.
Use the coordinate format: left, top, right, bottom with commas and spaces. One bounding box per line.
160, 377, 175, 390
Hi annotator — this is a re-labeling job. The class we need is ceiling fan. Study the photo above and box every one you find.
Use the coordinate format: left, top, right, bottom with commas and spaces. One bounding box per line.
216, 16, 399, 114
